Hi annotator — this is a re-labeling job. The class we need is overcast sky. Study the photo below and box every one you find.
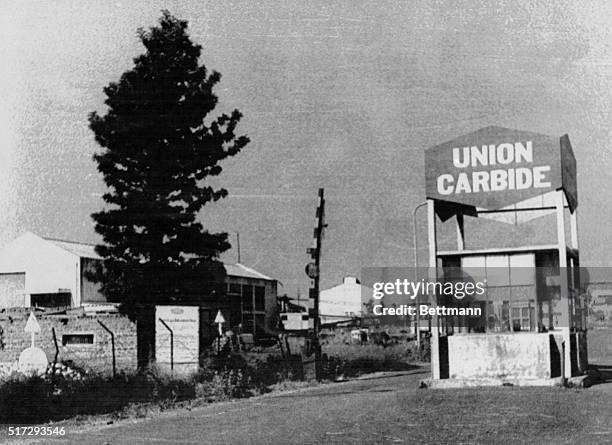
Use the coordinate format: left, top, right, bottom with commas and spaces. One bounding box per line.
2, 1, 612, 294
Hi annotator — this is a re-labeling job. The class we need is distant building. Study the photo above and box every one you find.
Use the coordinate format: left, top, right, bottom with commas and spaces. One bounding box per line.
319, 276, 371, 325
222, 263, 278, 336
0, 232, 277, 336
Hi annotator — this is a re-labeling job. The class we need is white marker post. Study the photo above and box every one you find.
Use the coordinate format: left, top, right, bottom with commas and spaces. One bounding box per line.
24, 311, 41, 347
19, 312, 47, 375
214, 310, 226, 354
214, 310, 225, 336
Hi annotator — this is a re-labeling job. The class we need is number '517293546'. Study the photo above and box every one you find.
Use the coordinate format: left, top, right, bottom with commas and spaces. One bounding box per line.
8, 426, 66, 436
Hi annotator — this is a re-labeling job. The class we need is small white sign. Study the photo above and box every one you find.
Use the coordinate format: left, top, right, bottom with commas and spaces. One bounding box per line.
24, 312, 41, 334
214, 310, 225, 324
281, 312, 309, 330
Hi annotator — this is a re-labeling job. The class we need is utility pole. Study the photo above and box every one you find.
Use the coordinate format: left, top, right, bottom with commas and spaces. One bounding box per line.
305, 188, 326, 380
236, 232, 241, 263
296, 288, 301, 311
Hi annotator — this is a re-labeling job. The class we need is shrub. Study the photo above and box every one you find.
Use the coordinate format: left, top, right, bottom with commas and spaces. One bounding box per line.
0, 339, 425, 424
195, 369, 251, 401
197, 352, 302, 394
0, 366, 195, 424
319, 332, 428, 379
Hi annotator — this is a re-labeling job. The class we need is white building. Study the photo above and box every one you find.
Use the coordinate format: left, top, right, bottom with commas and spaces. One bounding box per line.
0, 233, 278, 337
319, 276, 371, 324
0, 232, 103, 308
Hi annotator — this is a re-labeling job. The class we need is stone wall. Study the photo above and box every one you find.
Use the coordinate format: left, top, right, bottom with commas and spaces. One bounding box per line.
0, 310, 136, 374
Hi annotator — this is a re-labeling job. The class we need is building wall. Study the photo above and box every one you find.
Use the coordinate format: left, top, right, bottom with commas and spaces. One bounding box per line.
320, 277, 369, 324
0, 311, 136, 374
0, 233, 81, 308
0, 273, 26, 308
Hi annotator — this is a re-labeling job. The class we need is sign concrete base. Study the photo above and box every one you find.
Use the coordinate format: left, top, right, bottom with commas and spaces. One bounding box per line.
420, 376, 564, 389
18, 347, 48, 375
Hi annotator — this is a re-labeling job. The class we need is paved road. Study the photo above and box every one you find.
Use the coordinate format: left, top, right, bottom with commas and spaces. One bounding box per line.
13, 370, 428, 445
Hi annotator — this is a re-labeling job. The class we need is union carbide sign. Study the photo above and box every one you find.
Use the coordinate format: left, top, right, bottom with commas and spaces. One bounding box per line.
424, 126, 577, 212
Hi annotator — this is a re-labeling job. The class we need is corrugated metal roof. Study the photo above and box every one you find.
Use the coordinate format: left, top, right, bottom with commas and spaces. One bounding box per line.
224, 263, 273, 281
44, 238, 101, 259
43, 237, 273, 280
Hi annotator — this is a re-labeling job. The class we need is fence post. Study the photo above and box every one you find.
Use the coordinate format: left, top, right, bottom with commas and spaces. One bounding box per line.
97, 320, 116, 378
159, 318, 174, 371
51, 327, 59, 376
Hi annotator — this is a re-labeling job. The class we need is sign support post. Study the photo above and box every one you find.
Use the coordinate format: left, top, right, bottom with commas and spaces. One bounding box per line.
555, 190, 572, 380
427, 199, 440, 380
412, 201, 428, 347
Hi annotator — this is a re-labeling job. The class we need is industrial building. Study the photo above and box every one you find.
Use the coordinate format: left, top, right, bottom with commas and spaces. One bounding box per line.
0, 232, 277, 337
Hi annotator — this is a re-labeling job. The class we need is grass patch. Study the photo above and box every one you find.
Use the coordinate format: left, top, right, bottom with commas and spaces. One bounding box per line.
321, 333, 427, 378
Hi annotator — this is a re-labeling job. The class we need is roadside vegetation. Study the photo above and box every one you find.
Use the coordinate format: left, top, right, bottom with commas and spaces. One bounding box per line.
321, 332, 429, 378
0, 339, 424, 424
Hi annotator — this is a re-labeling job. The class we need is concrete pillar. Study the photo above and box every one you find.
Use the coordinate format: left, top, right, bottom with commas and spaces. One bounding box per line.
570, 210, 579, 251
427, 199, 440, 379
555, 190, 572, 378
456, 213, 464, 251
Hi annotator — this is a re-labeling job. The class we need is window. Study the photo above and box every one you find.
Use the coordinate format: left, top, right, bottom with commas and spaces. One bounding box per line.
461, 256, 486, 284
254, 286, 265, 311
242, 285, 253, 310
62, 334, 94, 345
227, 282, 243, 327
509, 254, 536, 286
242, 318, 254, 335
511, 303, 534, 332
31, 293, 71, 308
255, 314, 266, 335
452, 253, 538, 332
485, 255, 511, 286
228, 283, 241, 295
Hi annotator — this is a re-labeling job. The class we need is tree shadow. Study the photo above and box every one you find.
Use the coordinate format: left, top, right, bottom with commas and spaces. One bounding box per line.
586, 363, 612, 386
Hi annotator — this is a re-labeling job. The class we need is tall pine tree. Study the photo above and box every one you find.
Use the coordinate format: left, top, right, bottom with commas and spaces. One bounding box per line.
89, 11, 249, 316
